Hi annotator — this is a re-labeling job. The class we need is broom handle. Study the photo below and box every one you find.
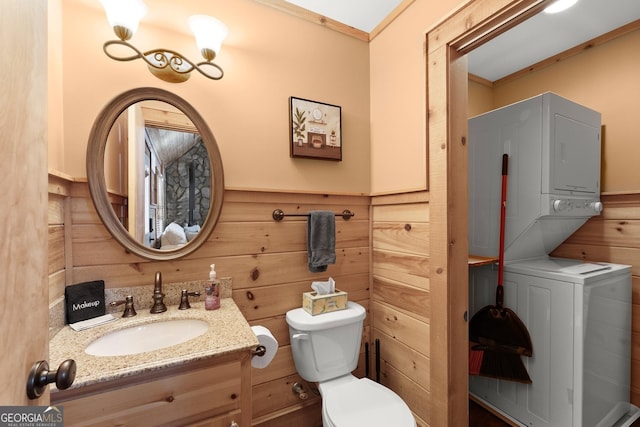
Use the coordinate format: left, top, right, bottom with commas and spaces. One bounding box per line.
496, 153, 508, 309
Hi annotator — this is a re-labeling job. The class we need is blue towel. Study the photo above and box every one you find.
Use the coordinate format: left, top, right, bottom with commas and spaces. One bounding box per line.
307, 211, 336, 272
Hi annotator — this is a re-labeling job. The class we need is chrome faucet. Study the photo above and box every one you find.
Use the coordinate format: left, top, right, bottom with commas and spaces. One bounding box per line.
110, 295, 137, 318
150, 271, 167, 313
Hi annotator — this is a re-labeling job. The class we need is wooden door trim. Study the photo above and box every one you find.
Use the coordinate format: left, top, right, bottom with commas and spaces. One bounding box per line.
426, 0, 555, 425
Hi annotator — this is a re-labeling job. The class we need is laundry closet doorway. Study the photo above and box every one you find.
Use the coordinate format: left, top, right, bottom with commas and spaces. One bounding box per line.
425, 0, 556, 425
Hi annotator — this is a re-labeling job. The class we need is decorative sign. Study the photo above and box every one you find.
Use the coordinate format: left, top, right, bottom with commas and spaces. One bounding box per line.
290, 96, 342, 161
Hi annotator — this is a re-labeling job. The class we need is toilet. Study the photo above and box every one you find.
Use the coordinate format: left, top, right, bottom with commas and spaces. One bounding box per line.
286, 301, 416, 427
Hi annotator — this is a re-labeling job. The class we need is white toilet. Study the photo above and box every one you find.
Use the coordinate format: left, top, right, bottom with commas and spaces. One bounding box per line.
286, 301, 416, 427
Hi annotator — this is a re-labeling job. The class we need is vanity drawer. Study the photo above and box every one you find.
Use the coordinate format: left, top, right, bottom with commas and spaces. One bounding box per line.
58, 360, 241, 426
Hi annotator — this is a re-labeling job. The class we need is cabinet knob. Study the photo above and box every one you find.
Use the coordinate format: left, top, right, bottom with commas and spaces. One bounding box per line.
26, 359, 76, 399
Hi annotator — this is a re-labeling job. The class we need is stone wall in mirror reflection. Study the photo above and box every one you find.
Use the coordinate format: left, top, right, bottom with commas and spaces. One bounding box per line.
165, 137, 211, 230
103, 103, 213, 250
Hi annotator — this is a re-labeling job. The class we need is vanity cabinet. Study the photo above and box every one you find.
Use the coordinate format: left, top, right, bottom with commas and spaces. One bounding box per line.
52, 353, 251, 427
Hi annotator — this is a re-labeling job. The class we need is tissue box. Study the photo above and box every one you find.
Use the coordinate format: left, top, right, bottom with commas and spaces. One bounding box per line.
302, 290, 348, 315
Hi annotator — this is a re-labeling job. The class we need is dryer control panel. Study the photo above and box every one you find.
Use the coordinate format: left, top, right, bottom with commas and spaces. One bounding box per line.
544, 196, 603, 217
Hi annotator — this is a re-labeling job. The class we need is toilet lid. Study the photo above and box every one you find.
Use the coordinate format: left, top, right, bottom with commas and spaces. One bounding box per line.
324, 378, 415, 426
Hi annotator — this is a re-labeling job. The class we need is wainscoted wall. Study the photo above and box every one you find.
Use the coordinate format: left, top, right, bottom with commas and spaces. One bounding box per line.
48, 173, 370, 426
371, 192, 430, 427
552, 193, 640, 406
48, 173, 72, 310
49, 171, 640, 423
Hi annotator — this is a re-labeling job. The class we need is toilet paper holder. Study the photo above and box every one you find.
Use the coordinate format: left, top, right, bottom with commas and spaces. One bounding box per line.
252, 345, 266, 357
250, 325, 278, 369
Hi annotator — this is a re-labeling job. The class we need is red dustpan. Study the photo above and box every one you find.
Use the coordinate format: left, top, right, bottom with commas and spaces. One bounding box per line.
469, 153, 533, 384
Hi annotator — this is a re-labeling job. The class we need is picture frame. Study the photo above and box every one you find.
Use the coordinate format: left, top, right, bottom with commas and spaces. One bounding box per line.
289, 96, 342, 161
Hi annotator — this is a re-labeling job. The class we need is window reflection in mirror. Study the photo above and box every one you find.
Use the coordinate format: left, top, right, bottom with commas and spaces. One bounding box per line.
104, 101, 211, 251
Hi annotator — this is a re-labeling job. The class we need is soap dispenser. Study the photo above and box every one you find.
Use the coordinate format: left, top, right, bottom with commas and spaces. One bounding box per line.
205, 264, 220, 310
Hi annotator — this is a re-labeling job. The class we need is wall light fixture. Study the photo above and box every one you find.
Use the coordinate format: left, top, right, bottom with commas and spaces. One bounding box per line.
100, 0, 228, 83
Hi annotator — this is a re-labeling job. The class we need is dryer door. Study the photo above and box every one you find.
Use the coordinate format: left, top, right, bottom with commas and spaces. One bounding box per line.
550, 112, 600, 194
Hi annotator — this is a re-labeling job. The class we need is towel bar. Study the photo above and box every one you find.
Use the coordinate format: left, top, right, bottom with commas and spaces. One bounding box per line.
272, 209, 354, 221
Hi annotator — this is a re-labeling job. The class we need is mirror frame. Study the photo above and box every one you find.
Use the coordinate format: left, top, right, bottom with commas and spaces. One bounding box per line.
86, 87, 224, 261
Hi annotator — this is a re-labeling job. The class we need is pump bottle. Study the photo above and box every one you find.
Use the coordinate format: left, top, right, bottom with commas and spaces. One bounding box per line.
205, 264, 220, 310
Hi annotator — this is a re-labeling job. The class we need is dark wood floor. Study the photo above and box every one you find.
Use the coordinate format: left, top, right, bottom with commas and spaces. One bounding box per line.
469, 399, 511, 427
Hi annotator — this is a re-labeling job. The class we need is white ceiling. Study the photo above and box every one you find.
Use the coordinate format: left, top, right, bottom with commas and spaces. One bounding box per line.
288, 0, 640, 82
284, 0, 404, 33
468, 0, 640, 81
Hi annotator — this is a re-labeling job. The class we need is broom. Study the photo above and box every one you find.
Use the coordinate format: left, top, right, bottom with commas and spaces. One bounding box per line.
469, 154, 533, 384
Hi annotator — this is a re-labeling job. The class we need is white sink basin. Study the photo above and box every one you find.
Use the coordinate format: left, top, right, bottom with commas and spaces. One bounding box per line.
85, 319, 209, 357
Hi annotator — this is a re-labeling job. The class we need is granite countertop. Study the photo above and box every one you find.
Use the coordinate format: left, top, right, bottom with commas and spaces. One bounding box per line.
49, 298, 259, 393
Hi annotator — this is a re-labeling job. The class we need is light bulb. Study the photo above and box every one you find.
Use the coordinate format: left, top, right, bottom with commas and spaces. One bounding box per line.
189, 15, 228, 61
100, 0, 147, 40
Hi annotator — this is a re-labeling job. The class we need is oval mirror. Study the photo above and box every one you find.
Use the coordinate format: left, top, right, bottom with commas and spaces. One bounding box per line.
87, 87, 224, 261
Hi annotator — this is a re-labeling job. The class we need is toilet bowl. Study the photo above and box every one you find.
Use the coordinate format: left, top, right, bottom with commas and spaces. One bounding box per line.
319, 375, 416, 427
286, 301, 416, 427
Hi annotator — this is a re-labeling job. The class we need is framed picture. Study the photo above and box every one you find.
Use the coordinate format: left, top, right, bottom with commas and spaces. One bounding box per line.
290, 96, 342, 161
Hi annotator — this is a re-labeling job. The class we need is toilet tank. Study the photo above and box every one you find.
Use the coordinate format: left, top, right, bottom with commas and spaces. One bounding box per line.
286, 302, 366, 382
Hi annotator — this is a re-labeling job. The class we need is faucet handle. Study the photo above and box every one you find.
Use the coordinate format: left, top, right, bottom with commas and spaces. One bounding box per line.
178, 289, 201, 310
110, 295, 137, 318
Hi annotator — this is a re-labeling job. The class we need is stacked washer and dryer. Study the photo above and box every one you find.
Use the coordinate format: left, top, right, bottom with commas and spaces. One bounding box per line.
468, 92, 640, 427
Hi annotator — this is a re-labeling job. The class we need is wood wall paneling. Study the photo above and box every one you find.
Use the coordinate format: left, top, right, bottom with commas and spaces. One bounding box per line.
252, 400, 323, 427
48, 226, 65, 275
236, 275, 370, 322
251, 373, 321, 419
54, 178, 371, 425
49, 271, 66, 307
372, 277, 430, 323
48, 177, 72, 303
372, 301, 430, 356
371, 197, 431, 425
375, 328, 430, 388
383, 362, 430, 426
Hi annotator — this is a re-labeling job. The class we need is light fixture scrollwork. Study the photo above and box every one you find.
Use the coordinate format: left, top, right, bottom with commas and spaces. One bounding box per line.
100, 0, 228, 83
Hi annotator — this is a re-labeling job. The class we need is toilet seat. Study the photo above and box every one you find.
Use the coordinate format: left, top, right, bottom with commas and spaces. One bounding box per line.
322, 377, 416, 427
